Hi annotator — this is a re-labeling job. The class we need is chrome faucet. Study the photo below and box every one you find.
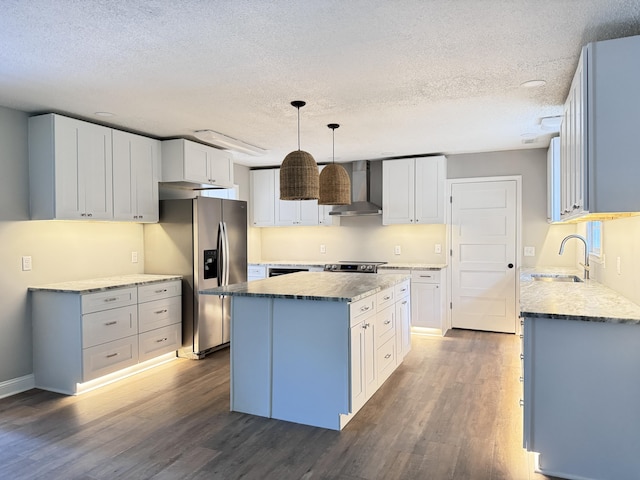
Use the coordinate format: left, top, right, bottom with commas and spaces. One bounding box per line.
559, 234, 590, 280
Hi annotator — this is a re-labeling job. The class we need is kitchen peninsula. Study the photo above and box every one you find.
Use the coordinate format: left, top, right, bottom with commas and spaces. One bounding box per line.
520, 271, 640, 480
202, 271, 410, 430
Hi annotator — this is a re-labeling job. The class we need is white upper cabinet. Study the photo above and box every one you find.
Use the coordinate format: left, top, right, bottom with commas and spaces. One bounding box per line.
274, 171, 319, 226
250, 167, 321, 227
29, 113, 113, 220
112, 130, 160, 223
559, 35, 640, 221
382, 156, 446, 225
250, 169, 276, 226
547, 137, 561, 223
161, 138, 234, 188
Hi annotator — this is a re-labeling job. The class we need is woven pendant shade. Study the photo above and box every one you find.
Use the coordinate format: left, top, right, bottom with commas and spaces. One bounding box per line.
279, 100, 319, 200
280, 150, 319, 200
318, 123, 351, 205
319, 163, 351, 205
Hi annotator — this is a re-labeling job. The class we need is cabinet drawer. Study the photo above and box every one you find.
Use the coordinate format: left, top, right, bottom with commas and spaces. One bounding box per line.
138, 295, 181, 333
138, 323, 181, 363
82, 287, 137, 314
82, 335, 138, 382
138, 280, 181, 303
350, 295, 376, 325
376, 337, 396, 385
376, 305, 395, 343
376, 287, 395, 309
395, 280, 410, 298
82, 305, 138, 348
411, 270, 441, 283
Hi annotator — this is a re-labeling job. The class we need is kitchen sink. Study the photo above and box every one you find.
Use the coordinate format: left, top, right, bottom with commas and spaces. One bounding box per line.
531, 274, 584, 283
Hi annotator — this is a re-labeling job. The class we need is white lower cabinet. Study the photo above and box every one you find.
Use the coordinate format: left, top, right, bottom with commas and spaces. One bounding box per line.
32, 279, 181, 395
411, 270, 446, 335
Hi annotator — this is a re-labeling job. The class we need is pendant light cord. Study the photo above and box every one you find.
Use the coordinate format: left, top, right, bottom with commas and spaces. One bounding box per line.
297, 106, 301, 151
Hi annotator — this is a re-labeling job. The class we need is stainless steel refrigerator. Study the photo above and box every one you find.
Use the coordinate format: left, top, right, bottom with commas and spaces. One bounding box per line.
144, 197, 247, 359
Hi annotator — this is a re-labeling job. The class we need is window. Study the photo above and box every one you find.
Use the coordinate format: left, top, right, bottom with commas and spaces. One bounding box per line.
587, 221, 602, 257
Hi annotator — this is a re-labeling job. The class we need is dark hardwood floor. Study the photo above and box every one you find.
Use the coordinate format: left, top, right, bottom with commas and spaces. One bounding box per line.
0, 330, 559, 480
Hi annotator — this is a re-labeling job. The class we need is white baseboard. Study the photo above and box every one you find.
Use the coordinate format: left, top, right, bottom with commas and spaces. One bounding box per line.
0, 374, 35, 399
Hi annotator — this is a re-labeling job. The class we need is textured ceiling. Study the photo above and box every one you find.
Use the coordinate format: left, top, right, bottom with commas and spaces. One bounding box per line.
2, 0, 640, 167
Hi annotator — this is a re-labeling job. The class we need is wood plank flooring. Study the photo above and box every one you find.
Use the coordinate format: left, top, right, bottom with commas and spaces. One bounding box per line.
0, 330, 560, 480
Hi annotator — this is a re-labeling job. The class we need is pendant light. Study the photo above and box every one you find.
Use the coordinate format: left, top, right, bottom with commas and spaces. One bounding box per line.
280, 101, 319, 200
319, 124, 351, 205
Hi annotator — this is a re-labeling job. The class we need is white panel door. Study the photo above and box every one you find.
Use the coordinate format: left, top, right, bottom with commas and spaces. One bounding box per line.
450, 180, 517, 333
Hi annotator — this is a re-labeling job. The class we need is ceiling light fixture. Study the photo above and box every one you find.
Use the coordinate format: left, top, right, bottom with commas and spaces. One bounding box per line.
520, 79, 547, 88
319, 124, 351, 205
540, 115, 562, 131
193, 129, 267, 156
280, 101, 319, 200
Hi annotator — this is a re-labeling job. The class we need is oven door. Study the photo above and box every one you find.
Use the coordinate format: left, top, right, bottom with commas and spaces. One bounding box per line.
268, 267, 309, 277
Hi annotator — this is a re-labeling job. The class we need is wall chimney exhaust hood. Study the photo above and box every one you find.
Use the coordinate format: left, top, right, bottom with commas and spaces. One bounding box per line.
329, 160, 382, 216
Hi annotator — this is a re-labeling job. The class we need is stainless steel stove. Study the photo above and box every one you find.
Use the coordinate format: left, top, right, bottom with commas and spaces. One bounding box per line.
323, 261, 387, 273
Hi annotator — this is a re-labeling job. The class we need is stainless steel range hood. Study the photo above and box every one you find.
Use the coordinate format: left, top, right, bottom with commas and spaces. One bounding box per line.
329, 160, 382, 216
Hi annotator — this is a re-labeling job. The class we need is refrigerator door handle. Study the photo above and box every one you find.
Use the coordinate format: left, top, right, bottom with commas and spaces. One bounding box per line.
217, 221, 224, 287
222, 221, 230, 286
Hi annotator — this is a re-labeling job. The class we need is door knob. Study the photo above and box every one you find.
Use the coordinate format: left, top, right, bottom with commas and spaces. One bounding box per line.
508, 263, 514, 268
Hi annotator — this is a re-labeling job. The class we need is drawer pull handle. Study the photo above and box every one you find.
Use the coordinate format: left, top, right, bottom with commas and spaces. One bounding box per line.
106, 353, 119, 359
402, 301, 408, 305
104, 297, 118, 303
156, 337, 168, 343
520, 376, 524, 383
420, 275, 432, 278
383, 295, 391, 300
104, 321, 118, 326
155, 289, 168, 293
362, 323, 370, 329
520, 353, 524, 360
400, 288, 407, 292
360, 305, 370, 312
155, 309, 168, 314
384, 353, 392, 359
384, 320, 391, 325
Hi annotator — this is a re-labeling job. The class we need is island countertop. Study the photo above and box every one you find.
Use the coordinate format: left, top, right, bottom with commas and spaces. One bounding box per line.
200, 271, 409, 302
520, 268, 640, 325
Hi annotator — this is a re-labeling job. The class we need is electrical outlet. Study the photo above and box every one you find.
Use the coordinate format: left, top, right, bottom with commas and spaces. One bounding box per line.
21, 256, 32, 271
320, 244, 326, 254
131, 251, 138, 263
434, 244, 442, 254
524, 246, 535, 257
394, 245, 401, 255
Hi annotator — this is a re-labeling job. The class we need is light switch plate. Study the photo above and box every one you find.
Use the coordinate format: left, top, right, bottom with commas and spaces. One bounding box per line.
434, 244, 442, 254
394, 245, 401, 255
21, 256, 32, 271
524, 246, 535, 257
320, 244, 326, 254
131, 251, 138, 263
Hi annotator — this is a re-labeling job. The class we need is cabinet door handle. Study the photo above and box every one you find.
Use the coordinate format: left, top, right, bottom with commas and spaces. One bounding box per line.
154, 309, 168, 314
87, 213, 93, 217
519, 399, 525, 407
384, 320, 391, 325
400, 288, 407, 292
106, 353, 119, 359
104, 321, 118, 326
402, 301, 408, 305
384, 353, 392, 359
520, 353, 524, 360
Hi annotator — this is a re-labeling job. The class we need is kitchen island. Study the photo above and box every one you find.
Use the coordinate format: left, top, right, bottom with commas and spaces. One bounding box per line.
201, 271, 411, 430
520, 270, 640, 480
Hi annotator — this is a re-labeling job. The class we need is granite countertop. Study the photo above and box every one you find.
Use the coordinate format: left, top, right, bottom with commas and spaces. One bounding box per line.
201, 271, 410, 302
520, 268, 640, 325
379, 263, 447, 270
29, 274, 182, 294
250, 261, 448, 271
